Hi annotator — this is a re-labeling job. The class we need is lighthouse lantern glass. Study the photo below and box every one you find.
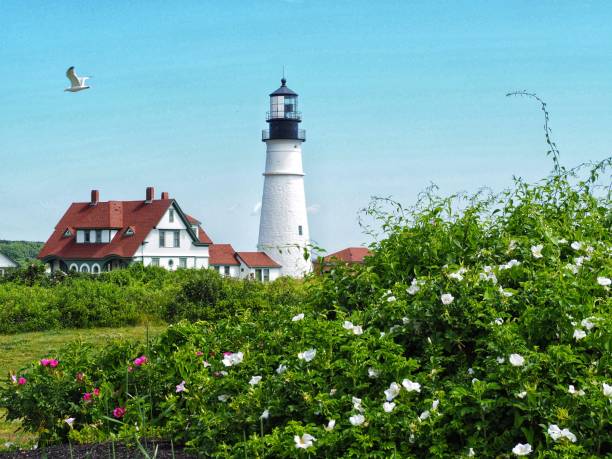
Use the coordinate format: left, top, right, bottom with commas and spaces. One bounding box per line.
270, 95, 298, 119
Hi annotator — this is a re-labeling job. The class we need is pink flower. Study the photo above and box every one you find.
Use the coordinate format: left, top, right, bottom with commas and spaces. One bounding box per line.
195, 351, 204, 357
83, 392, 92, 402
176, 381, 186, 393
18, 377, 27, 385
93, 388, 100, 396
223, 352, 232, 357
40, 359, 50, 367
133, 355, 148, 367
113, 407, 126, 418
49, 359, 59, 368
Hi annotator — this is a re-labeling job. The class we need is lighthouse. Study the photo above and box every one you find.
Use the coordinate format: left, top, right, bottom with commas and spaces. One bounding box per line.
258, 78, 312, 277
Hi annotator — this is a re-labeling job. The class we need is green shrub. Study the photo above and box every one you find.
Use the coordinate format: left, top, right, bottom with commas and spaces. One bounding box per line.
2, 156, 610, 457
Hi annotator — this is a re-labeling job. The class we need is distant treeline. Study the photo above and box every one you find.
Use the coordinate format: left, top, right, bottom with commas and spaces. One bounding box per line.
0, 240, 44, 265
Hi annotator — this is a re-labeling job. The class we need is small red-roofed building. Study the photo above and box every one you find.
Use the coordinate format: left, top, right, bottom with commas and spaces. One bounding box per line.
39, 187, 213, 273
313, 247, 371, 274
209, 244, 241, 277
236, 251, 282, 282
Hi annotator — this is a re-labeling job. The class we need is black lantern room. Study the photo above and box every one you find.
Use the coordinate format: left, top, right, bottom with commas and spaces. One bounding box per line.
262, 78, 306, 142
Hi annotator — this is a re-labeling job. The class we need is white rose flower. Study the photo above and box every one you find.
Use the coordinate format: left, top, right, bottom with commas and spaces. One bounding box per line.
603, 382, 612, 398
597, 276, 611, 286
494, 318, 504, 325
291, 313, 305, 322
383, 401, 396, 412
402, 379, 421, 392
432, 399, 439, 411
218, 394, 230, 402
509, 353, 525, 367
384, 382, 401, 401
298, 349, 316, 362
496, 357, 505, 364
294, 433, 316, 449
260, 409, 269, 419
343, 321, 354, 330
573, 329, 587, 340
387, 295, 397, 302
516, 391, 527, 399
249, 375, 262, 386
571, 241, 582, 251
352, 325, 363, 335
441, 293, 454, 305
349, 414, 365, 426
324, 419, 336, 431
419, 410, 430, 420
512, 442, 532, 456
568, 385, 585, 396
531, 245, 543, 259
581, 318, 596, 330
368, 367, 379, 379
276, 364, 287, 374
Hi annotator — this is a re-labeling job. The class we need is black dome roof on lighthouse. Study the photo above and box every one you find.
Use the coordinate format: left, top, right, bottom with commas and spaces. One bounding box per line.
269, 78, 298, 97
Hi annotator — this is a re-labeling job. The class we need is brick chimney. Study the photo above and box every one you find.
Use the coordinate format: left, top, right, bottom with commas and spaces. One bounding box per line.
145, 187, 155, 203
161, 191, 169, 200
90, 190, 99, 206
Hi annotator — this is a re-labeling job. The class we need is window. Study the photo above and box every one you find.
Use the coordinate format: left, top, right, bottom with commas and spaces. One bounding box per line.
63, 228, 72, 238
151, 258, 160, 267
179, 257, 187, 268
159, 230, 166, 247
95, 230, 102, 243
224, 266, 230, 276
92, 264, 100, 274
263, 268, 270, 282
168, 259, 174, 269
169, 209, 175, 223
298, 225, 303, 236
84, 231, 91, 243
125, 227, 135, 236
255, 268, 262, 281
69, 264, 78, 272
80, 264, 89, 273
173, 230, 180, 248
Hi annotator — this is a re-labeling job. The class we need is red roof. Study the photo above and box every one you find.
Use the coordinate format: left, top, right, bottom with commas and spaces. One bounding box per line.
209, 244, 239, 266
39, 198, 211, 261
323, 247, 371, 264
236, 252, 281, 268
197, 227, 213, 245
186, 214, 201, 225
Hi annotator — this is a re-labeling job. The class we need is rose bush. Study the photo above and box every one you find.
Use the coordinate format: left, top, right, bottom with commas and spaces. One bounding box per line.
1, 158, 610, 457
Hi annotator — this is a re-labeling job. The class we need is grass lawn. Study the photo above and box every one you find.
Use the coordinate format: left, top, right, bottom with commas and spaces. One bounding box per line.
0, 324, 166, 450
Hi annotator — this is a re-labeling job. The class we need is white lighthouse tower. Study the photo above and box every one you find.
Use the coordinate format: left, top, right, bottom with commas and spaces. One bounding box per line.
257, 78, 312, 277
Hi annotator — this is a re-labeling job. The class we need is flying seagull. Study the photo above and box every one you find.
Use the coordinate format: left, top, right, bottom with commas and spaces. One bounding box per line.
64, 66, 91, 92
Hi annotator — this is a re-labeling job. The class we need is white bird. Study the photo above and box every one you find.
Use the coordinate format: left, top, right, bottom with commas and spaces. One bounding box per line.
64, 66, 91, 92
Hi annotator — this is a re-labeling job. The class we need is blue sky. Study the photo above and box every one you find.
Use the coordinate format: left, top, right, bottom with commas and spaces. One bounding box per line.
1, 1, 611, 252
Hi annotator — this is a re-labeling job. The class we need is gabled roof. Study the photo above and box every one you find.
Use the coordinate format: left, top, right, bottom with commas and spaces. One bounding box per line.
39, 197, 211, 261
209, 244, 240, 266
236, 252, 281, 268
39, 200, 172, 260
322, 247, 371, 264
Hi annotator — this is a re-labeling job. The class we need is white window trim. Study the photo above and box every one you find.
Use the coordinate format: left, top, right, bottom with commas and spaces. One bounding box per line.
91, 263, 101, 274
80, 264, 90, 273
69, 263, 78, 272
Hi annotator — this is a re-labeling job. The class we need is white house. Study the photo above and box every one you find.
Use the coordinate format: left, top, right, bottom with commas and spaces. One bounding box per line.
38, 187, 282, 281
0, 251, 18, 276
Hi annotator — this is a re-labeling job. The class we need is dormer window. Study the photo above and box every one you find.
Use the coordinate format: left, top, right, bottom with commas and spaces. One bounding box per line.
125, 227, 135, 236
63, 228, 72, 238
